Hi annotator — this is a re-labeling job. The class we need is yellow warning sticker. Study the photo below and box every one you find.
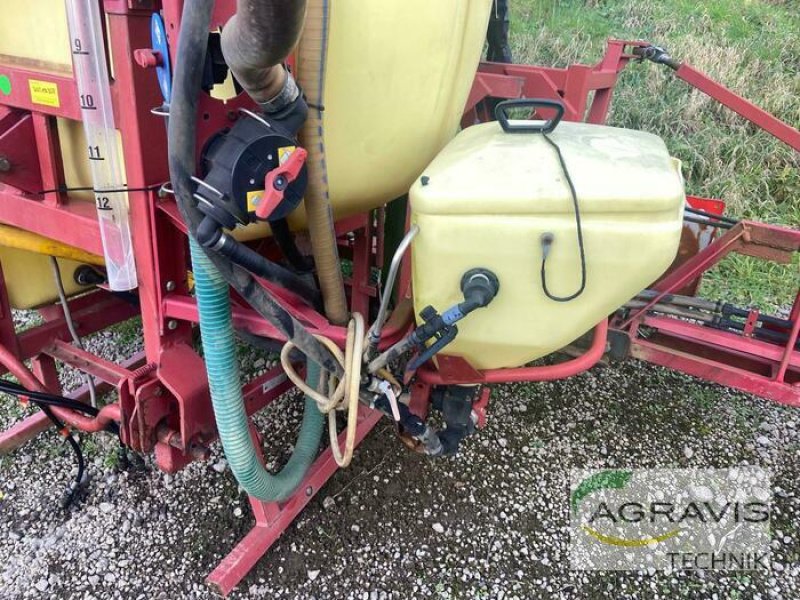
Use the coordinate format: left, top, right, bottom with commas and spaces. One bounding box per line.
278, 146, 296, 164
246, 147, 298, 212
247, 190, 264, 213
28, 79, 60, 108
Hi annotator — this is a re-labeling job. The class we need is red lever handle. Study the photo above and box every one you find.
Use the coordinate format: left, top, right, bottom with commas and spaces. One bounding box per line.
255, 147, 308, 220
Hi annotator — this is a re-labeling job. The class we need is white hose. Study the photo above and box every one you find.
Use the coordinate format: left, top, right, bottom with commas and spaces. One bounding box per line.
281, 313, 365, 467
49, 257, 98, 408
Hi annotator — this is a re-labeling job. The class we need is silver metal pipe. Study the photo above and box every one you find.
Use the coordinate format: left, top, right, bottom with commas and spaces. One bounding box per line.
367, 225, 420, 348
636, 289, 720, 312
624, 299, 713, 323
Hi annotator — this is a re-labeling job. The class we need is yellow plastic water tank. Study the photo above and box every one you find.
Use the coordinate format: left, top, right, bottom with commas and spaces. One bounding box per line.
0, 246, 91, 309
0, 0, 493, 296
305, 0, 493, 219
410, 120, 686, 370
1, 0, 492, 218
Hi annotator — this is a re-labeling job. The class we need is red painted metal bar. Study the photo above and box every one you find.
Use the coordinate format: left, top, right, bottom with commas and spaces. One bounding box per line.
0, 261, 20, 357
241, 365, 295, 417
0, 64, 81, 120
419, 319, 608, 385
617, 224, 748, 329
674, 64, 800, 152
0, 412, 51, 454
640, 314, 800, 371
12, 293, 138, 367
163, 294, 348, 347
616, 215, 799, 405
0, 341, 121, 432
0, 351, 147, 453
467, 40, 642, 127
776, 291, 800, 383
0, 185, 103, 255
44, 338, 135, 385
206, 406, 383, 596
630, 338, 800, 408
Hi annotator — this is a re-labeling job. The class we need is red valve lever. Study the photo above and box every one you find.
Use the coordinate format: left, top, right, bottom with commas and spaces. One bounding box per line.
255, 147, 308, 220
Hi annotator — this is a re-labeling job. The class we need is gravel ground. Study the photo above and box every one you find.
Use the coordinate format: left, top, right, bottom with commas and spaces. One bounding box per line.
2, 311, 799, 599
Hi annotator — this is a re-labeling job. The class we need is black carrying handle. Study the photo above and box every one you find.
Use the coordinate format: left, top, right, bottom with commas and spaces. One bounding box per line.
494, 98, 565, 134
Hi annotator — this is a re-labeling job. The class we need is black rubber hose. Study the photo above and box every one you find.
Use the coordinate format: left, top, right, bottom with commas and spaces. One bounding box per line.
0, 381, 100, 416
271, 218, 314, 273
25, 400, 85, 507
685, 206, 739, 225
196, 217, 320, 306
167, 0, 342, 377
217, 236, 320, 306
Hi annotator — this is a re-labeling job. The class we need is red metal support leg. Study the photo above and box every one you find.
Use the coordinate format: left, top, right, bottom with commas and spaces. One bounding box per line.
206, 405, 383, 596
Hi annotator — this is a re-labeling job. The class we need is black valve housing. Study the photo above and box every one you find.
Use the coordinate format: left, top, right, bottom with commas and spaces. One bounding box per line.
199, 111, 308, 228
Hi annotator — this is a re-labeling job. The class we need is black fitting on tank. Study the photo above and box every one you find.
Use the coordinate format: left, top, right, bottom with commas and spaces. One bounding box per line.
406, 268, 499, 371
459, 268, 500, 313
198, 103, 308, 228
74, 265, 107, 286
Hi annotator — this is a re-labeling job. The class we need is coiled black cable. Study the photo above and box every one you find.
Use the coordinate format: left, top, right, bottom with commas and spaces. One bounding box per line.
539, 134, 587, 302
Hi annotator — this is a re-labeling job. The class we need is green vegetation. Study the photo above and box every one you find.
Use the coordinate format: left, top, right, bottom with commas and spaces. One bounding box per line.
510, 0, 799, 310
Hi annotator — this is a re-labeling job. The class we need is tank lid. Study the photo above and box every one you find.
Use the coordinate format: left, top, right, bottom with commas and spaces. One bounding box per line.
411, 121, 685, 216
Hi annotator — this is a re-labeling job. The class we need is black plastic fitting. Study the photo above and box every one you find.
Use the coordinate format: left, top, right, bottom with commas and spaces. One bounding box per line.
459, 268, 500, 313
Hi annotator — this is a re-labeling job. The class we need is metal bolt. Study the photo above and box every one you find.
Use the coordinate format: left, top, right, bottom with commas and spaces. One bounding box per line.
167, 320, 178, 330
165, 280, 176, 292
0, 156, 10, 172
305, 486, 313, 497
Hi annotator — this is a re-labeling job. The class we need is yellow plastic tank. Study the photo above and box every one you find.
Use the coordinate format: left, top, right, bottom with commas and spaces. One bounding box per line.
0, 246, 91, 309
1, 0, 492, 216
0, 0, 492, 299
302, 0, 493, 220
410, 120, 686, 370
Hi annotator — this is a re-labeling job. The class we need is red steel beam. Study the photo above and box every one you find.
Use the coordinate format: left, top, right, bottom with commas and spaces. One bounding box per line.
12, 294, 138, 366
675, 64, 800, 152
206, 406, 383, 596
0, 64, 81, 120
0, 185, 103, 255
631, 338, 799, 407
640, 314, 800, 371
419, 319, 608, 385
0, 351, 146, 453
44, 338, 136, 385
162, 294, 348, 347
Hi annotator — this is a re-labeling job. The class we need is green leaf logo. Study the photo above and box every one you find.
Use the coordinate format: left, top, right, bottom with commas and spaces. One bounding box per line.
571, 469, 633, 513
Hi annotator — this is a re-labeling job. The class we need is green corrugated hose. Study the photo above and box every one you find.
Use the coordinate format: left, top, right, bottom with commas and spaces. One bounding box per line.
189, 238, 324, 501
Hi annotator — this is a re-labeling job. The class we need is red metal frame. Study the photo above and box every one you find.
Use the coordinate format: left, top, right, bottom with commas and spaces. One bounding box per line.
0, 12, 797, 592
614, 221, 800, 406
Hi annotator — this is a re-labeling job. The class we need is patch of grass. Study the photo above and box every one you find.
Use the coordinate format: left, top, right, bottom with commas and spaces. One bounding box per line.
510, 0, 799, 308
108, 316, 143, 348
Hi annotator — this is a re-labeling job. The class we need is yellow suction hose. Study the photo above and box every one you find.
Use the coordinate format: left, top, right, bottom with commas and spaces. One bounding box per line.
296, 0, 349, 326
0, 224, 104, 266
